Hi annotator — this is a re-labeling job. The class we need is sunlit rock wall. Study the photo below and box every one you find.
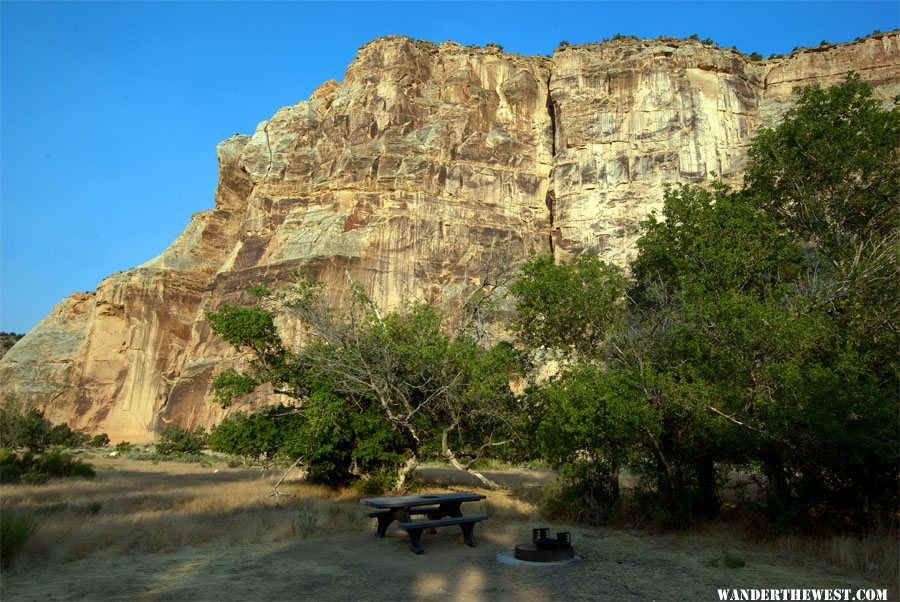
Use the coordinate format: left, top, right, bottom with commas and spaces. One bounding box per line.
1, 33, 896, 442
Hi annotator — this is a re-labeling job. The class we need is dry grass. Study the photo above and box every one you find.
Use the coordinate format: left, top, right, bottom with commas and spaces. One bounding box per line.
1, 455, 542, 573
1, 456, 368, 571
1, 455, 894, 601
772, 533, 899, 590
698, 519, 899, 599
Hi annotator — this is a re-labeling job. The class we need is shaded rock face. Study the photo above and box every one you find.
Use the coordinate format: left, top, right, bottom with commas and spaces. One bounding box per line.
2, 34, 897, 442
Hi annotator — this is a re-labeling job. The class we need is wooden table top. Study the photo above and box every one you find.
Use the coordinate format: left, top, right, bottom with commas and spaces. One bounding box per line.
360, 492, 486, 508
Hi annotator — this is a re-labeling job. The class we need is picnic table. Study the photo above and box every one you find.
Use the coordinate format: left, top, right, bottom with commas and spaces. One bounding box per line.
361, 492, 488, 554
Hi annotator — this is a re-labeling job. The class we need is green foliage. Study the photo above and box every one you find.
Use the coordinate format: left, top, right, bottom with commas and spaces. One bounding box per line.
209, 402, 376, 481
0, 448, 95, 484
749, 52, 763, 61
206, 304, 307, 407
632, 182, 803, 301
47, 422, 90, 448
0, 401, 105, 451
740, 74, 899, 528
535, 371, 633, 459
210, 369, 258, 407
207, 274, 523, 489
0, 331, 24, 360
745, 73, 899, 267
0, 512, 36, 566
121, 448, 218, 464
155, 425, 208, 456
0, 400, 51, 451
558, 40, 570, 47
508, 252, 625, 357
291, 295, 519, 486
745, 75, 899, 399
532, 365, 654, 477
90, 433, 110, 448
38, 448, 96, 479
207, 305, 281, 355
516, 74, 898, 531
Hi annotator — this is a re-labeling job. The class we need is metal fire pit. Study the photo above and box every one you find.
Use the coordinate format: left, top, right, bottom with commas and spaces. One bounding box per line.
514, 528, 575, 562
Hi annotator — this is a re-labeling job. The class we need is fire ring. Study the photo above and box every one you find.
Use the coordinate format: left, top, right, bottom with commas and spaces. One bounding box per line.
512, 528, 576, 563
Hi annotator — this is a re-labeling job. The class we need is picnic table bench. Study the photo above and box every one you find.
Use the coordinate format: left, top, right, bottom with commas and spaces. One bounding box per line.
361, 492, 487, 554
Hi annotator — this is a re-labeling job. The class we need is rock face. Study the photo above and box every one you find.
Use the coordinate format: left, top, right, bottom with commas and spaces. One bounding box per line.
2, 34, 897, 442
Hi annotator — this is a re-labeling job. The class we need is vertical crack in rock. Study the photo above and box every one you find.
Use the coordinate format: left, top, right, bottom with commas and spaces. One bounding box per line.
545, 190, 556, 255
545, 71, 558, 256
263, 121, 274, 181
546, 73, 557, 158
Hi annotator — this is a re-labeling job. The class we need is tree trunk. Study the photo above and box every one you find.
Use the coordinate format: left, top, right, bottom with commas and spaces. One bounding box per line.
608, 467, 621, 505
441, 427, 500, 490
763, 454, 790, 523
696, 455, 720, 518
267, 456, 303, 503
446, 452, 500, 490
393, 455, 419, 492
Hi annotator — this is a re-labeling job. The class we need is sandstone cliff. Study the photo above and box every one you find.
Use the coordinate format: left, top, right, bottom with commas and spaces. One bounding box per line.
2, 33, 897, 442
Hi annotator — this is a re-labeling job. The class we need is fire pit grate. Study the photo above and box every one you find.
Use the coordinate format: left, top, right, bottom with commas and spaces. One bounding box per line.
513, 528, 575, 562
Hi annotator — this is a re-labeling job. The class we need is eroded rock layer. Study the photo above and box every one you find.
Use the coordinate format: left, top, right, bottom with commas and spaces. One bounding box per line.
2, 34, 897, 442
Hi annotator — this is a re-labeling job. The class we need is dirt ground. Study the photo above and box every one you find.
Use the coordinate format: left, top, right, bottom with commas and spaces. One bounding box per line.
1, 457, 893, 602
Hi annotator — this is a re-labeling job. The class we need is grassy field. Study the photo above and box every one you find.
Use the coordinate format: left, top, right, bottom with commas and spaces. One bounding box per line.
1, 453, 895, 601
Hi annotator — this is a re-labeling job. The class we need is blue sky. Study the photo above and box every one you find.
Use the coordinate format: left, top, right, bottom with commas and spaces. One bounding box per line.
1, 1, 897, 334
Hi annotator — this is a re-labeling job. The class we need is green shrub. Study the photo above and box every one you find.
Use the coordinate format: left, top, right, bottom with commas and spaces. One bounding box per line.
90, 433, 110, 447
209, 406, 303, 461
0, 512, 36, 566
0, 448, 94, 483
156, 425, 208, 456
0, 331, 24, 358
352, 468, 400, 496
0, 448, 25, 482
210, 396, 405, 488
47, 422, 90, 447
1, 401, 94, 451
0, 401, 51, 450
40, 449, 96, 479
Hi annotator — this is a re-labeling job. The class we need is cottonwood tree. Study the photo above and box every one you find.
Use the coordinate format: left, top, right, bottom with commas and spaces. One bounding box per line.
626, 183, 815, 521
513, 186, 806, 523
508, 252, 626, 359
742, 73, 899, 526
513, 74, 898, 529
207, 275, 523, 491
507, 252, 636, 517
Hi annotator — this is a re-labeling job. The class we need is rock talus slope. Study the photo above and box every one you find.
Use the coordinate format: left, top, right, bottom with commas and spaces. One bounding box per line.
1, 34, 897, 442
